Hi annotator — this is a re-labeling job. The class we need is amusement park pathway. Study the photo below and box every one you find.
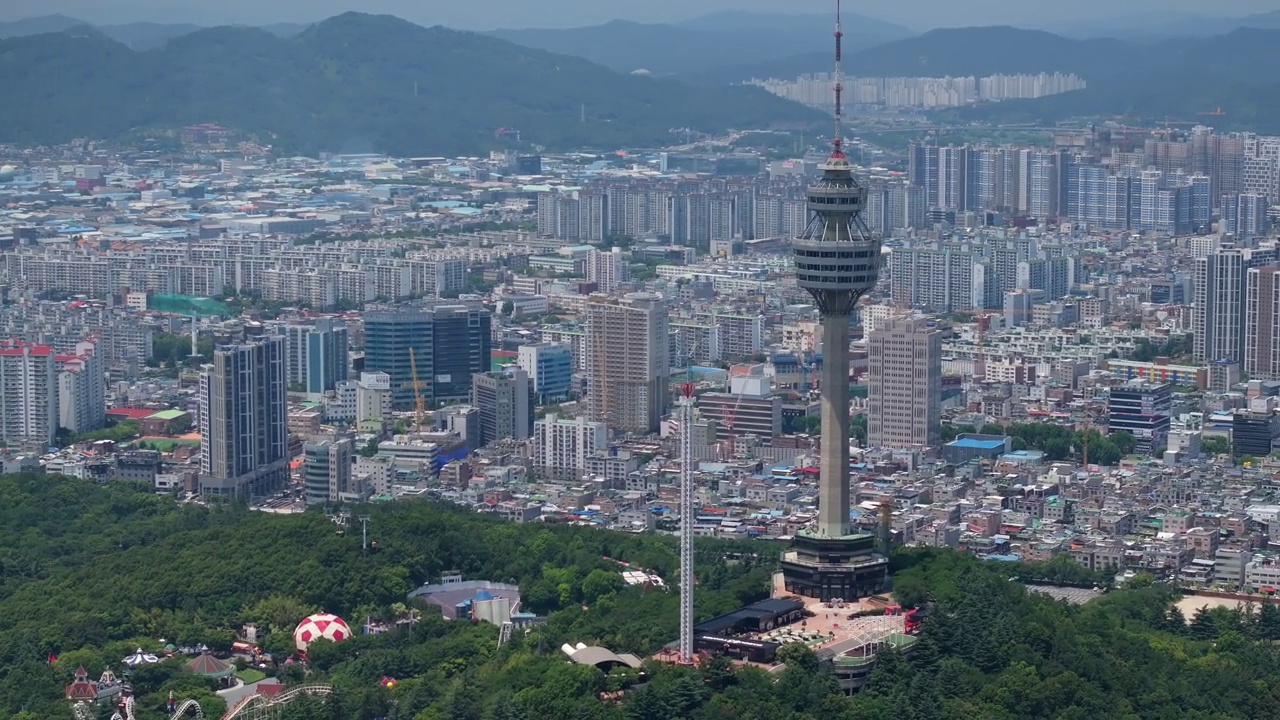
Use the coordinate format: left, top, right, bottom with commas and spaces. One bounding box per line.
218, 677, 277, 708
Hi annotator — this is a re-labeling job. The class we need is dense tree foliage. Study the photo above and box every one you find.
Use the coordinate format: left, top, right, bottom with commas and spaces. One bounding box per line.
149, 333, 212, 368
1128, 336, 1194, 363
12, 474, 1280, 719
0, 15, 820, 156
0, 473, 771, 718
942, 422, 1137, 465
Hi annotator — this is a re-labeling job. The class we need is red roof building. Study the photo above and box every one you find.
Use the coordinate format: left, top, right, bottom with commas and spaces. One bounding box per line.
65, 667, 99, 701
106, 408, 156, 421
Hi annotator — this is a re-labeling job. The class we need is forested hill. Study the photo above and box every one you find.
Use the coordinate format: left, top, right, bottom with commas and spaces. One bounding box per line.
5, 471, 1280, 719
0, 12, 822, 156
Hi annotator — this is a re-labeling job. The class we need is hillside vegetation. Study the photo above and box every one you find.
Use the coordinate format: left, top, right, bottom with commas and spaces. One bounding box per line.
486, 11, 913, 76
0, 13, 821, 155
5, 472, 1280, 719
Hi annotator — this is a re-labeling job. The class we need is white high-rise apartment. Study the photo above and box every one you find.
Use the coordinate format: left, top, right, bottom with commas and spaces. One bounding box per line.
199, 332, 288, 498
867, 316, 942, 450
584, 293, 670, 434
58, 339, 105, 434
586, 247, 629, 293
0, 344, 58, 447
1194, 247, 1279, 363
533, 413, 608, 480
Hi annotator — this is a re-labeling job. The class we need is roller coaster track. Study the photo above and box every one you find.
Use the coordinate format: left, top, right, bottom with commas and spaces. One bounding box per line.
221, 684, 334, 720
170, 699, 204, 718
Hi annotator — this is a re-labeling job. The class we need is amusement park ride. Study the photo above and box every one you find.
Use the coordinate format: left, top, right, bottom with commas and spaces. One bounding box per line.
72, 677, 335, 720
68, 611, 354, 719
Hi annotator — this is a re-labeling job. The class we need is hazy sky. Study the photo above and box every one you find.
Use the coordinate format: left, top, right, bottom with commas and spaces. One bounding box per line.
7, 0, 1279, 30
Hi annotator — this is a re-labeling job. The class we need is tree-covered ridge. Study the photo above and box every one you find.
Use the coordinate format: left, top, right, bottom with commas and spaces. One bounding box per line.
0, 473, 773, 718
7, 473, 1280, 719
0, 13, 822, 156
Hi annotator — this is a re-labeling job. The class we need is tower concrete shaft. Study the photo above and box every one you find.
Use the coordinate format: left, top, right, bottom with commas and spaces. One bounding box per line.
794, 155, 879, 539
792, 0, 876, 536
818, 315, 851, 537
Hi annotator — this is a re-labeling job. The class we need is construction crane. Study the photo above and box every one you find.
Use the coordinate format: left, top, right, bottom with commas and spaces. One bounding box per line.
588, 301, 609, 425
408, 346, 426, 435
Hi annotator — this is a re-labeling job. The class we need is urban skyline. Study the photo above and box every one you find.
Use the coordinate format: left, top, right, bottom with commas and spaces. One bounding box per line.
5, 1, 1280, 713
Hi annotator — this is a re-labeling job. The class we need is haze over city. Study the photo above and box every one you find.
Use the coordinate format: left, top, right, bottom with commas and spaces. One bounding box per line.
5, 0, 1279, 30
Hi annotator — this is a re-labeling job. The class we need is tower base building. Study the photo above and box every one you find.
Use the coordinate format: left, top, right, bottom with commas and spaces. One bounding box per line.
780, 532, 889, 601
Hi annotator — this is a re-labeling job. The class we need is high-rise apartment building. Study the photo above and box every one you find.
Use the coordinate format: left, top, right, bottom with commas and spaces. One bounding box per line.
303, 436, 354, 505
471, 367, 533, 446
1222, 193, 1271, 238
585, 293, 670, 434
0, 344, 58, 447
698, 311, 764, 362
199, 332, 288, 498
363, 304, 492, 408
1246, 266, 1280, 381
888, 248, 1001, 312
867, 316, 942, 449
586, 247, 629, 293
1107, 381, 1172, 456
535, 189, 610, 241
517, 343, 573, 403
57, 339, 105, 435
407, 258, 467, 298
285, 318, 348, 394
533, 413, 608, 480
1194, 248, 1279, 363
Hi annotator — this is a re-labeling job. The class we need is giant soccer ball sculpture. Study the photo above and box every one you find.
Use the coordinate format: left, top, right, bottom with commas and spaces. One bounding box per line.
293, 613, 352, 651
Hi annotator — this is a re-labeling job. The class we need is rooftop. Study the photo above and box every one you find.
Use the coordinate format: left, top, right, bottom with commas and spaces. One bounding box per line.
949, 438, 1007, 450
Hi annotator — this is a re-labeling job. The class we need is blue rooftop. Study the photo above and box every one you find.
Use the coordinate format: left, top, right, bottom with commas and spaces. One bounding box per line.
950, 438, 1007, 450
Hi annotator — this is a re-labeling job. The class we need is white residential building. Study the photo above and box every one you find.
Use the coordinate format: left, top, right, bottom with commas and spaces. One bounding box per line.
533, 413, 607, 481
586, 247, 629, 293
57, 339, 105, 434
0, 344, 58, 447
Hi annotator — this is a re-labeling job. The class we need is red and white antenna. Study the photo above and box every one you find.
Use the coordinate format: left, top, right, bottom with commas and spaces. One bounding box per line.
832, 0, 845, 158
677, 380, 697, 664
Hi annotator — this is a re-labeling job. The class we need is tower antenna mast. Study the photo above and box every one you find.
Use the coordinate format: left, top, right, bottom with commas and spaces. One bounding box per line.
832, 0, 845, 156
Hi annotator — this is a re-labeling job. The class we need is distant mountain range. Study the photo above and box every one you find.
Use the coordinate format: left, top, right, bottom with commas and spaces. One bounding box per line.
485, 11, 915, 75
1043, 9, 1280, 40
0, 13, 307, 49
0, 13, 822, 155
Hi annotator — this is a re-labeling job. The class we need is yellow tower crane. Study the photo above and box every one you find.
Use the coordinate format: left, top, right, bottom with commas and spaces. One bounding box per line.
409, 346, 426, 435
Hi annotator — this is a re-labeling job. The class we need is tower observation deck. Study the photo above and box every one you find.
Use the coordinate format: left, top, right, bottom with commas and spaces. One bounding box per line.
792, 153, 878, 318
